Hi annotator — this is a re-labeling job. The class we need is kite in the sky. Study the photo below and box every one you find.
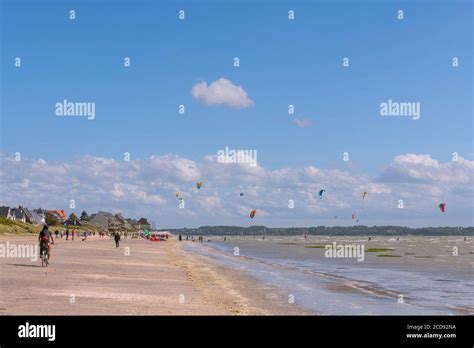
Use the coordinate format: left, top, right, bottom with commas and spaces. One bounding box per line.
362, 192, 368, 200
240, 193, 244, 196
250, 209, 257, 219
318, 189, 325, 199
196, 181, 202, 190
176, 191, 180, 198
439, 203, 446, 213
352, 214, 356, 220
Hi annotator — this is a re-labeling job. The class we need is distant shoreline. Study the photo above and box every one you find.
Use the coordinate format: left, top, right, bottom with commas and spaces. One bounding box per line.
160, 225, 474, 237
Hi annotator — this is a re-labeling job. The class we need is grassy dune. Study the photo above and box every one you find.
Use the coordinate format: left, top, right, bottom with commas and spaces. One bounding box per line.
0, 217, 101, 236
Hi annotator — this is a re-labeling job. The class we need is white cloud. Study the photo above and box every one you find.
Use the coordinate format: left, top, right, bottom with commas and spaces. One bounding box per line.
378, 154, 473, 185
191, 78, 254, 108
293, 117, 313, 128
0, 153, 472, 228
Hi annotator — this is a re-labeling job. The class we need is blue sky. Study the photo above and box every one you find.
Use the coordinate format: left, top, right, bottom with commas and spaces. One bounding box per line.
1, 0, 473, 228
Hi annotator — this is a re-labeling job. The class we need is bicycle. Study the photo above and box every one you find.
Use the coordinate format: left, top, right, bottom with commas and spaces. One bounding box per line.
40, 242, 50, 267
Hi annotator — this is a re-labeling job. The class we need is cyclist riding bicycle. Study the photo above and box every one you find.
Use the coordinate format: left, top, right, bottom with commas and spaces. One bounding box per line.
38, 224, 54, 260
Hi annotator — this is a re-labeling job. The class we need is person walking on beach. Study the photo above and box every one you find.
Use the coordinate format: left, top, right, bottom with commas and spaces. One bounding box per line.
72, 229, 75, 241
66, 229, 69, 240
114, 232, 121, 248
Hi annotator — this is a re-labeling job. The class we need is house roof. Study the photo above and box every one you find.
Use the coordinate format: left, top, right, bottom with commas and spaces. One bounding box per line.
12, 208, 25, 219
98, 211, 115, 216
48, 210, 67, 219
89, 212, 112, 229
0, 206, 10, 217
115, 214, 132, 228
138, 217, 149, 224
30, 211, 44, 224
22, 207, 34, 222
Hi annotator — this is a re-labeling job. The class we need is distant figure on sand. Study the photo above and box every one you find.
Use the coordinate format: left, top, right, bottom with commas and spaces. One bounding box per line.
72, 229, 75, 241
114, 233, 121, 248
66, 229, 69, 240
179, 235, 182, 241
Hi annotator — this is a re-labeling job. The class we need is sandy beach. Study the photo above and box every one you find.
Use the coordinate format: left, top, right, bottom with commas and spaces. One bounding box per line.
0, 235, 307, 315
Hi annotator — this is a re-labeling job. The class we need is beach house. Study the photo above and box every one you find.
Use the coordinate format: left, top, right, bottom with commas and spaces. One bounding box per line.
137, 217, 151, 230
10, 207, 26, 223
32, 209, 46, 224
47, 209, 67, 221
89, 211, 124, 231
0, 206, 14, 220
65, 213, 82, 226
21, 207, 37, 224
115, 213, 133, 229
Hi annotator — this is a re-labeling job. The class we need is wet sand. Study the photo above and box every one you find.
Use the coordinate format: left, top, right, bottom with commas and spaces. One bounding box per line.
0, 235, 308, 315
194, 235, 474, 315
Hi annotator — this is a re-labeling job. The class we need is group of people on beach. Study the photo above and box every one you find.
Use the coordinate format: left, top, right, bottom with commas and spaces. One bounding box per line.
52, 228, 75, 240
39, 225, 237, 264
178, 235, 214, 243
50, 228, 94, 241
37, 225, 132, 262
38, 225, 92, 261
